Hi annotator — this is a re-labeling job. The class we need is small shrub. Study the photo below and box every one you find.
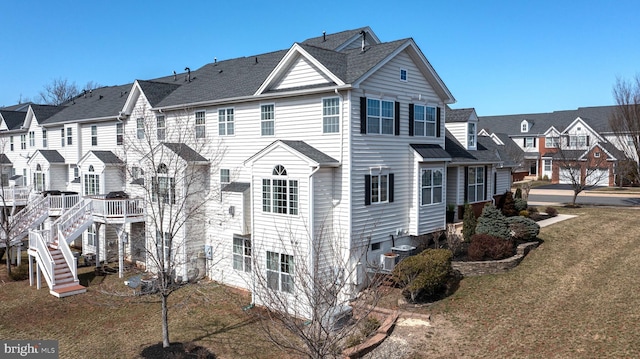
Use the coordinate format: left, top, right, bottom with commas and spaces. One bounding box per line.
545, 206, 558, 217
514, 187, 523, 199
506, 216, 540, 241
542, 174, 549, 181
9, 263, 29, 281
514, 198, 528, 212
500, 191, 518, 217
527, 206, 539, 214
462, 202, 476, 242
392, 249, 453, 303
345, 334, 364, 348
445, 225, 465, 258
475, 204, 511, 239
468, 234, 515, 261
519, 210, 529, 217
360, 316, 381, 338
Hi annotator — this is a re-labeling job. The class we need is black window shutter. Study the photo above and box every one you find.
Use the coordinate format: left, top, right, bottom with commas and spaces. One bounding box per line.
484, 165, 488, 200
389, 173, 394, 202
360, 97, 367, 134
464, 167, 469, 202
587, 136, 590, 146
436, 107, 442, 137
364, 174, 371, 205
394, 101, 400, 136
408, 104, 414, 136
533, 137, 537, 147
566, 136, 570, 146
524, 138, 527, 146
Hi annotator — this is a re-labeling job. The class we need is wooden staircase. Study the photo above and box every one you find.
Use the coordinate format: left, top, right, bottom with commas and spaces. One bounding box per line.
49, 245, 86, 297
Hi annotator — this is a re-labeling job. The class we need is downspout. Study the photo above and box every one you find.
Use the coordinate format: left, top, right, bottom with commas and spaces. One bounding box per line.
308, 165, 321, 310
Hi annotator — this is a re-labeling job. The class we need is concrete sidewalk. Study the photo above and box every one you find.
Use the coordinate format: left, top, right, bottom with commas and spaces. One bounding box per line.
536, 214, 577, 228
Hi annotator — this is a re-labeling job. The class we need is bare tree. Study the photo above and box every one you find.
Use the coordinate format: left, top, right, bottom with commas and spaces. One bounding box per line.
610, 75, 640, 184
121, 107, 225, 348
39, 78, 79, 105
250, 224, 383, 359
82, 81, 102, 92
554, 143, 610, 206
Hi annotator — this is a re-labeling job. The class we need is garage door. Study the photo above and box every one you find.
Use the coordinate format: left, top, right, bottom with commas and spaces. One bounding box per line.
585, 169, 609, 186
558, 168, 575, 184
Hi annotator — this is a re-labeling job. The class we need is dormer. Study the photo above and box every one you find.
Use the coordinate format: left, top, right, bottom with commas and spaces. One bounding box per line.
444, 108, 478, 150
520, 119, 530, 133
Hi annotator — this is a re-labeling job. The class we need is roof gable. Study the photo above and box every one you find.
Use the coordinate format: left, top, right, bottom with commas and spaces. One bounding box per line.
28, 149, 65, 164
245, 140, 339, 167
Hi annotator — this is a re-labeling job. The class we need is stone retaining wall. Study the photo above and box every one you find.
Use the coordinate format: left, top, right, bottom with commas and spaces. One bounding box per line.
451, 241, 540, 277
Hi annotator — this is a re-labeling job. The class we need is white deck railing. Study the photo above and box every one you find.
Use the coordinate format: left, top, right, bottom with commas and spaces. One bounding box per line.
29, 230, 55, 288
10, 194, 49, 239
48, 194, 80, 212
90, 197, 145, 219
0, 187, 30, 203
56, 223, 77, 281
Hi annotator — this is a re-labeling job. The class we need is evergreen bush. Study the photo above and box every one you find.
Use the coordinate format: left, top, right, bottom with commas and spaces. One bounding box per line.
506, 216, 540, 241
500, 191, 518, 217
462, 202, 476, 242
475, 204, 511, 239
514, 187, 523, 199
392, 249, 453, 303
514, 198, 528, 212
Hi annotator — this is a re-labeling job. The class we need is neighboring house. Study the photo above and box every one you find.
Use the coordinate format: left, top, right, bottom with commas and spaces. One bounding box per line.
478, 106, 628, 186
445, 108, 515, 218
1, 27, 515, 312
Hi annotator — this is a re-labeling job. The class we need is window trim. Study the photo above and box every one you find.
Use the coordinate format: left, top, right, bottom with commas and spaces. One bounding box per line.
220, 169, 230, 184
262, 165, 298, 215
468, 123, 476, 148
136, 118, 145, 139
29, 131, 35, 147
20, 134, 26, 150
116, 122, 124, 145
91, 125, 98, 146
156, 115, 166, 141
366, 98, 395, 135
60, 128, 65, 147
42, 129, 47, 148
467, 166, 486, 203
84, 165, 100, 196
400, 68, 408, 82
420, 168, 444, 206
260, 104, 275, 136
195, 110, 206, 139
322, 97, 340, 134
66, 127, 73, 145
266, 251, 294, 293
218, 108, 235, 136
545, 136, 559, 148
413, 104, 437, 137
232, 237, 251, 273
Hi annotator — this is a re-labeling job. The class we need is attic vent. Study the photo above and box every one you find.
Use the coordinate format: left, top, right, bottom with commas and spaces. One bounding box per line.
323, 30, 326, 42
184, 67, 191, 82
99, 95, 103, 100
214, 57, 217, 65
173, 70, 177, 81
255, 56, 258, 64
360, 30, 366, 52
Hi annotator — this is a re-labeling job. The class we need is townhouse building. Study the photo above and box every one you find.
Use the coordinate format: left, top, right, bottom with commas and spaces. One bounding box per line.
0, 27, 510, 314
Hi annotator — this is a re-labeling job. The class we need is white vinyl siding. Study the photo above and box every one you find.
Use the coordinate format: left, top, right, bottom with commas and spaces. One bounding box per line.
272, 56, 332, 90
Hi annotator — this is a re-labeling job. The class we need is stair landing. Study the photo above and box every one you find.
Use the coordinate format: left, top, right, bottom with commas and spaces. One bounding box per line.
50, 284, 86, 298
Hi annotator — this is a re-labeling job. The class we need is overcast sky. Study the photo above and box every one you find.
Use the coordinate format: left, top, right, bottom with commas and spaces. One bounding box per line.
1, 0, 638, 116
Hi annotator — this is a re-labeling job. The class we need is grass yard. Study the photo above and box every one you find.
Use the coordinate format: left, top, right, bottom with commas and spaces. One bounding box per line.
0, 266, 291, 359
381, 207, 640, 358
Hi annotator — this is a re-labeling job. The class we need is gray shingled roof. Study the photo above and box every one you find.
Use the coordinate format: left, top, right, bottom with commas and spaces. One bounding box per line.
162, 143, 208, 163
446, 108, 475, 123
31, 104, 64, 124
476, 136, 517, 167
0, 110, 26, 130
222, 182, 250, 193
137, 80, 181, 107
279, 140, 339, 165
0, 153, 12, 165
90, 150, 123, 164
1, 103, 31, 111
478, 106, 617, 135
410, 144, 451, 160
301, 27, 372, 50
444, 130, 502, 164
43, 84, 132, 124
37, 150, 65, 163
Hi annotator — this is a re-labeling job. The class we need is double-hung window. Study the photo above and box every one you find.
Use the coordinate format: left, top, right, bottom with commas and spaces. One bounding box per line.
544, 159, 552, 172
87, 225, 97, 247
116, 123, 123, 145
468, 123, 476, 148
467, 166, 485, 203
195, 111, 206, 139
91, 125, 98, 146
266, 251, 294, 293
156, 231, 172, 263
20, 135, 26, 150
261, 105, 274, 136
367, 98, 394, 134
136, 118, 145, 139
414, 105, 436, 137
322, 98, 340, 133
232, 237, 251, 272
84, 165, 100, 195
220, 169, 230, 183
545, 136, 558, 148
42, 129, 47, 147
218, 108, 234, 136
33, 164, 45, 192
524, 137, 535, 148
421, 168, 443, 205
29, 131, 35, 147
156, 115, 166, 141
10, 136, 13, 151
66, 128, 73, 145
60, 129, 65, 147
365, 171, 394, 205
262, 165, 298, 215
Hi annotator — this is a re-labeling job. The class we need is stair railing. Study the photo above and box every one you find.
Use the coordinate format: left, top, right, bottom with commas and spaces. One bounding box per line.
28, 229, 55, 288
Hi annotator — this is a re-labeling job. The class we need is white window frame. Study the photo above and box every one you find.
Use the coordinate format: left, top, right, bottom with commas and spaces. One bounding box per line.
521, 120, 528, 132
220, 169, 230, 184
232, 237, 251, 272
136, 118, 145, 139
544, 159, 552, 172
84, 165, 100, 196
262, 165, 298, 215
91, 125, 98, 146
594, 151, 601, 158
468, 123, 476, 148
266, 251, 294, 293
20, 134, 26, 150
152, 163, 175, 204
156, 115, 166, 141
467, 166, 485, 203
414, 104, 437, 137
370, 173, 389, 204
421, 168, 443, 206
60, 129, 65, 147
525, 137, 535, 148
195, 111, 206, 139
116, 123, 123, 145
261, 104, 275, 136
42, 129, 47, 148
87, 224, 97, 247
322, 97, 340, 134
218, 108, 235, 136
367, 98, 394, 135
66, 127, 73, 145
10, 136, 13, 151
29, 131, 35, 147
545, 136, 559, 148
400, 68, 408, 82
33, 164, 45, 192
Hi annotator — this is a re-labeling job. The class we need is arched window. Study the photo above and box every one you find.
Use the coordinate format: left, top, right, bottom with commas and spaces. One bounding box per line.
153, 163, 175, 204
84, 165, 100, 196
34, 163, 45, 192
262, 165, 298, 215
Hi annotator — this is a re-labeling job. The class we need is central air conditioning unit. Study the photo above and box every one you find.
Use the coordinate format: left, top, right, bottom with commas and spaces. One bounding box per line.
381, 253, 398, 271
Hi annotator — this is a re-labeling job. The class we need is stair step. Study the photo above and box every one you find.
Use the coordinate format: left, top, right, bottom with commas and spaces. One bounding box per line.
50, 284, 86, 298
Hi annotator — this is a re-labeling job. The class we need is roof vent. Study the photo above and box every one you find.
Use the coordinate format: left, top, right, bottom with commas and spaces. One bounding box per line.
360, 30, 366, 52
255, 56, 258, 64
323, 30, 326, 42
99, 95, 103, 100
184, 67, 191, 82
173, 70, 177, 81
214, 57, 217, 65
